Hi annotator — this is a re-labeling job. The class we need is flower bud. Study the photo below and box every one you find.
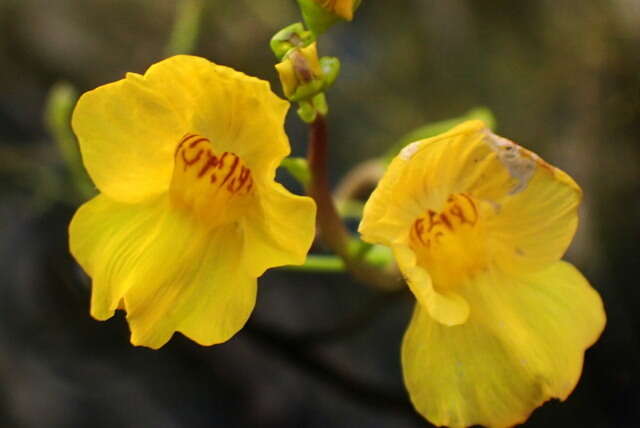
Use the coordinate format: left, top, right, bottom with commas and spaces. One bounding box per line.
270, 22, 315, 60
297, 0, 361, 35
275, 42, 324, 101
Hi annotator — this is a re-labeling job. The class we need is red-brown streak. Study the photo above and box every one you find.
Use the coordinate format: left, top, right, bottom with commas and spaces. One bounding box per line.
440, 213, 453, 230
182, 149, 203, 170
449, 204, 469, 225
217, 152, 228, 169
235, 167, 251, 192
226, 178, 237, 192
220, 154, 240, 186
413, 218, 425, 245
175, 134, 197, 156
197, 151, 219, 178
459, 193, 478, 224
427, 210, 439, 232
210, 174, 217, 183
189, 137, 209, 149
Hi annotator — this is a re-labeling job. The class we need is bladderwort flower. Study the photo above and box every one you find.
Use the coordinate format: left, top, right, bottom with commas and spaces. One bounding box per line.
359, 120, 605, 428
69, 55, 316, 349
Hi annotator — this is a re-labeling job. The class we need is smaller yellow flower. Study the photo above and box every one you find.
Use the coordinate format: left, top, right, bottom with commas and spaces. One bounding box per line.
359, 120, 605, 428
69, 56, 316, 349
313, 0, 359, 21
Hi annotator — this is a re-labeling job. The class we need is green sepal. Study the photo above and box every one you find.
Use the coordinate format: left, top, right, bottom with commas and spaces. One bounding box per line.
297, 100, 318, 123
270, 22, 315, 60
286, 57, 339, 104
312, 93, 328, 116
279, 157, 311, 188
297, 0, 340, 36
320, 56, 340, 88
289, 79, 326, 103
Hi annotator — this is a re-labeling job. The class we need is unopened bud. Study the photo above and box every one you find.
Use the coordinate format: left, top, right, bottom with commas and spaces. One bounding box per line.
270, 22, 315, 60
298, 0, 361, 35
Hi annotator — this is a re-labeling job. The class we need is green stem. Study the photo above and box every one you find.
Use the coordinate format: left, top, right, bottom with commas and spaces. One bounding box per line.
45, 82, 94, 200
165, 0, 204, 56
283, 255, 346, 273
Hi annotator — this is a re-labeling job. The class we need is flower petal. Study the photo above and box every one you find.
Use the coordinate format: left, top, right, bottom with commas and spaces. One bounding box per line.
402, 261, 605, 428
69, 194, 256, 349
69, 194, 169, 320
393, 244, 469, 326
142, 55, 291, 181
124, 223, 255, 349
360, 120, 582, 274
241, 182, 317, 277
72, 55, 291, 203
359, 120, 514, 246
485, 162, 581, 275
72, 73, 186, 203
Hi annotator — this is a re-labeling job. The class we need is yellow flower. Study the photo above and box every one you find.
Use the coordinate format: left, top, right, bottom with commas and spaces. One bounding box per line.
69, 55, 316, 349
359, 120, 605, 428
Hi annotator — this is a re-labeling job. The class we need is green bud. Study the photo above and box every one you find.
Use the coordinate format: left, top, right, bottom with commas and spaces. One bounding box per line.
319, 56, 340, 89
270, 22, 315, 60
297, 99, 318, 123
297, 0, 362, 35
280, 157, 311, 188
311, 93, 328, 116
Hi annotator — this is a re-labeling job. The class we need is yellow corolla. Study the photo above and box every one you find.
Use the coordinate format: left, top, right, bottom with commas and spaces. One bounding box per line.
359, 120, 605, 428
69, 55, 316, 349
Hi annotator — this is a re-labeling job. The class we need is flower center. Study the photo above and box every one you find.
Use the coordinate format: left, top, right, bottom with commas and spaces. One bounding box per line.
409, 193, 488, 290
169, 133, 254, 228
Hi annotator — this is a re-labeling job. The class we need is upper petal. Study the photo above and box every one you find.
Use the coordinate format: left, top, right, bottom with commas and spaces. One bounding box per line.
485, 157, 581, 274
241, 181, 317, 277
360, 120, 514, 246
72, 73, 185, 203
72, 55, 291, 203
402, 261, 605, 428
359, 120, 582, 274
142, 55, 291, 182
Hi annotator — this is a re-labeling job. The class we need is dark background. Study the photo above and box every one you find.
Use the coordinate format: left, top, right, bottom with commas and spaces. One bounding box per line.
1, 0, 639, 427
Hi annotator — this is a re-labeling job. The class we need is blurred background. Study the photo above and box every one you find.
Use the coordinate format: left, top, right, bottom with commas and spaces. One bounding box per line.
1, 0, 639, 427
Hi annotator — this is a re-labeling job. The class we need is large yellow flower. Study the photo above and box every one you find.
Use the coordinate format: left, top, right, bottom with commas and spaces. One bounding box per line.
359, 120, 605, 428
69, 55, 316, 349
